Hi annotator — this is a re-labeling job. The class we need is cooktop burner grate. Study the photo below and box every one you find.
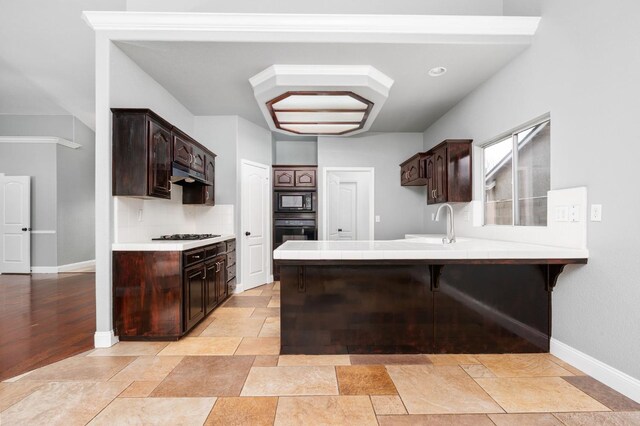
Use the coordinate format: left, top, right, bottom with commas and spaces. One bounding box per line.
152, 234, 221, 241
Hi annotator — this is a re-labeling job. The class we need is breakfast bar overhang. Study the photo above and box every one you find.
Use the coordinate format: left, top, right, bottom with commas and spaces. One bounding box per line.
274, 238, 588, 355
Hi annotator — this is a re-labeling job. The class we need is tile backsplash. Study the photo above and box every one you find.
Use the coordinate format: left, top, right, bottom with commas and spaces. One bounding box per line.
114, 186, 234, 243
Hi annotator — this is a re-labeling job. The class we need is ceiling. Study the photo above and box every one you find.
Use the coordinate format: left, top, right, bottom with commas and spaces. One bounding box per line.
116, 40, 528, 133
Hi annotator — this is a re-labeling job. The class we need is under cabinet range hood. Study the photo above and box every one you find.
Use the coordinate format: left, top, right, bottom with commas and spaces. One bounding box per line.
170, 163, 210, 186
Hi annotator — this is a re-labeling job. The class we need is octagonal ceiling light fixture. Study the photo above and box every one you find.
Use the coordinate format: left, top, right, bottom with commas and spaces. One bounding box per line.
250, 65, 393, 136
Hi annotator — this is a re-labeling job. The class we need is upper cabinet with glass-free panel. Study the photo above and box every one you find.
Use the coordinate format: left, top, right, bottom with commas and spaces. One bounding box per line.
483, 119, 550, 226
424, 140, 473, 205
273, 166, 317, 190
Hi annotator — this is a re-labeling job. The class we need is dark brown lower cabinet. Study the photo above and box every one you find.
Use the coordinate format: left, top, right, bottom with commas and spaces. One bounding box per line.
215, 255, 228, 303
204, 260, 218, 314
278, 259, 585, 354
184, 264, 206, 331
113, 239, 235, 340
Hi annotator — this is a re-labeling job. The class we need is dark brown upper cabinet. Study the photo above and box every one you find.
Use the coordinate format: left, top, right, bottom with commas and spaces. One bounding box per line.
273, 166, 317, 189
295, 169, 316, 187
400, 152, 429, 186
425, 139, 473, 205
112, 109, 173, 199
183, 152, 216, 205
274, 169, 295, 187
172, 128, 206, 175
113, 108, 217, 205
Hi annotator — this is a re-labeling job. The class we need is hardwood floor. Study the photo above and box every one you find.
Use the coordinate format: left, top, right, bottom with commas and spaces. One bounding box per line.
0, 273, 95, 381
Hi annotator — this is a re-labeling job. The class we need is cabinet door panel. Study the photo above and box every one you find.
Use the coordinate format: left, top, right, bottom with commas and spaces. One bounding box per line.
215, 255, 228, 302
147, 119, 172, 199
434, 147, 448, 203
274, 169, 295, 187
295, 170, 316, 187
426, 155, 436, 205
173, 133, 192, 168
204, 260, 218, 314
191, 146, 206, 174
184, 265, 205, 332
204, 156, 215, 206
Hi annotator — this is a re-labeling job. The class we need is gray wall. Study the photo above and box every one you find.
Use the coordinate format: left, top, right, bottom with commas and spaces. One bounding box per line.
274, 140, 318, 165
422, 0, 640, 379
56, 117, 96, 265
0, 114, 96, 267
318, 133, 425, 240
0, 142, 58, 266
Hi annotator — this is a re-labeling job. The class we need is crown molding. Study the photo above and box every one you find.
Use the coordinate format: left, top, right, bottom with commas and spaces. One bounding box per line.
82, 12, 540, 44
0, 136, 81, 149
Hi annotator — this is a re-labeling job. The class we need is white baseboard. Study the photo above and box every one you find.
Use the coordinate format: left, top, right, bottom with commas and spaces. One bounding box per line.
94, 330, 119, 348
58, 259, 96, 272
233, 282, 245, 294
550, 338, 640, 403
31, 259, 95, 274
30, 266, 59, 273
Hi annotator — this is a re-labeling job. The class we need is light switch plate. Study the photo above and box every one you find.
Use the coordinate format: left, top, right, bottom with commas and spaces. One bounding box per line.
555, 206, 569, 222
590, 204, 602, 221
375, 215, 381, 223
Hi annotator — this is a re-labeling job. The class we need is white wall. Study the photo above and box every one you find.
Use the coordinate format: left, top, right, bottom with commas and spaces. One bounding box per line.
422, 0, 640, 380
318, 133, 424, 240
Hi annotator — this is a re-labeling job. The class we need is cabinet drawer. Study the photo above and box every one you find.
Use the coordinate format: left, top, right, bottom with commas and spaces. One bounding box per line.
227, 264, 236, 281
227, 278, 236, 289
183, 249, 205, 267
226, 250, 236, 267
204, 243, 226, 259
226, 239, 236, 253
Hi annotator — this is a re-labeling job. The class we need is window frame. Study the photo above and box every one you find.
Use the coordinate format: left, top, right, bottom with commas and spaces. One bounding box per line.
481, 115, 551, 227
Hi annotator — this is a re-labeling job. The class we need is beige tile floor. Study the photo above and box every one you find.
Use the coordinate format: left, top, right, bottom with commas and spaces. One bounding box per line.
2, 281, 640, 425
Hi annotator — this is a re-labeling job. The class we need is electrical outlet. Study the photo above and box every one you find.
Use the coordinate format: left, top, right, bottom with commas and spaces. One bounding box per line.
590, 204, 602, 222
568, 205, 580, 222
137, 209, 143, 222
375, 215, 381, 223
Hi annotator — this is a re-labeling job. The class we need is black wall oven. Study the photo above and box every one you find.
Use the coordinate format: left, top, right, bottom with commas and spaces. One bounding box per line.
274, 191, 315, 213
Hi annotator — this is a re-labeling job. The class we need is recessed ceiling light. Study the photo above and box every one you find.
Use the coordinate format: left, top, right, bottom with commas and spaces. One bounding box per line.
428, 66, 447, 77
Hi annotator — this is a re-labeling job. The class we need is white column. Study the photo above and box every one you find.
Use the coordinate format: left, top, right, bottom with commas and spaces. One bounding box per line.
94, 33, 118, 348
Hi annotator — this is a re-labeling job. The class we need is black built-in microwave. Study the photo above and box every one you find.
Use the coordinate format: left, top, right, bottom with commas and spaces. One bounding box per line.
274, 191, 315, 213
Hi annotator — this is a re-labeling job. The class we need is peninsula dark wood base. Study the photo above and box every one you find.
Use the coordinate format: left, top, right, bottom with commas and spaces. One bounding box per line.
278, 259, 586, 355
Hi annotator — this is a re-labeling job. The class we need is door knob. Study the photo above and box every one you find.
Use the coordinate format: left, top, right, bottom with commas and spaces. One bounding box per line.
22, 227, 31, 231
338, 229, 343, 232
245, 231, 251, 236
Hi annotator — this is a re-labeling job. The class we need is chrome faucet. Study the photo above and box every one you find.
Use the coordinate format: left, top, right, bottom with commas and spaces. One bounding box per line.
435, 203, 456, 244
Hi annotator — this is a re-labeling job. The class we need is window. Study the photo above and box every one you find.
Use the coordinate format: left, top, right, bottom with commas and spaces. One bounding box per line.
483, 119, 550, 226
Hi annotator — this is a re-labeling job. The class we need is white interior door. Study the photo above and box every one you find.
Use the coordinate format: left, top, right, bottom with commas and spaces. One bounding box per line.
327, 173, 340, 240
338, 182, 357, 240
241, 160, 269, 290
1, 176, 31, 274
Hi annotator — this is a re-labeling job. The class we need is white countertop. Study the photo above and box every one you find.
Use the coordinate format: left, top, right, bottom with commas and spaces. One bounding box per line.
273, 234, 588, 260
112, 234, 235, 251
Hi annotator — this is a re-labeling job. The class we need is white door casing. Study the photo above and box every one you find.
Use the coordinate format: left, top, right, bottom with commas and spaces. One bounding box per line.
338, 182, 357, 240
241, 160, 270, 290
1, 176, 31, 274
327, 173, 340, 240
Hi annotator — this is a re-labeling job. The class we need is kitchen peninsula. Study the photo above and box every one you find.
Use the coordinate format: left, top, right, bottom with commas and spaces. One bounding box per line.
274, 237, 588, 355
